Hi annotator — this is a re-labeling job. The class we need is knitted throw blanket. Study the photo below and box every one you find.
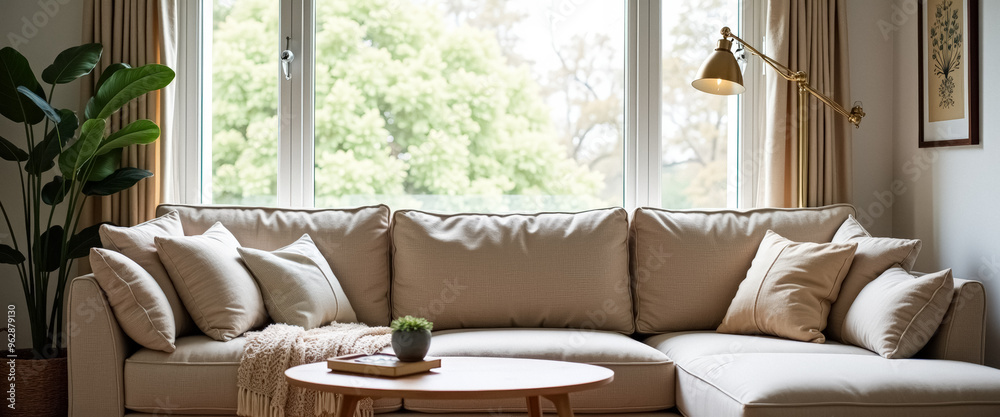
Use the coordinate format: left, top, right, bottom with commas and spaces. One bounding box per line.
237, 322, 392, 417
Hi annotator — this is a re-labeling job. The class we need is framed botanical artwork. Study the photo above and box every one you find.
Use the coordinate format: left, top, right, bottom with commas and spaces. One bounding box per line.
918, 0, 980, 148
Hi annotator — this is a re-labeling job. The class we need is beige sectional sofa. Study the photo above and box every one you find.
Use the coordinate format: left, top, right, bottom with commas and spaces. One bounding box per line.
67, 203, 1000, 417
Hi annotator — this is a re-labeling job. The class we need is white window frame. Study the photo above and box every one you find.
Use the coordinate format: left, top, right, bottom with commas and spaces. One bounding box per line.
736, 0, 768, 208
173, 0, 760, 212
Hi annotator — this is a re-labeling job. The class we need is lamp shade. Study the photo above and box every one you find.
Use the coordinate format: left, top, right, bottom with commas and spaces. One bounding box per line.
691, 38, 745, 95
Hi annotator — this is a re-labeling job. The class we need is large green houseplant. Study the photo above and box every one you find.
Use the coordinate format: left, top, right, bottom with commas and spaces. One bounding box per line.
0, 43, 174, 360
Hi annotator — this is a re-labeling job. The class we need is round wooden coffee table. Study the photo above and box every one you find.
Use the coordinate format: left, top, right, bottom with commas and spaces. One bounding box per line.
285, 356, 614, 417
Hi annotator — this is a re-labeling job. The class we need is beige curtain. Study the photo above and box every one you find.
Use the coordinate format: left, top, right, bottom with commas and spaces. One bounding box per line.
80, 0, 166, 227
756, 0, 853, 207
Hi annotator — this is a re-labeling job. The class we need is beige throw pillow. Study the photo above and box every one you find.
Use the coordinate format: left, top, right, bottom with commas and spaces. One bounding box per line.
90, 248, 176, 352
238, 234, 357, 329
99, 211, 195, 336
843, 266, 954, 359
155, 222, 268, 341
827, 215, 922, 342
717, 230, 857, 343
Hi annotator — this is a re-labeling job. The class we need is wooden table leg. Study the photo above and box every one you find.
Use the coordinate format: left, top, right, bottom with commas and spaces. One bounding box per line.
543, 394, 574, 417
526, 395, 542, 417
337, 394, 361, 417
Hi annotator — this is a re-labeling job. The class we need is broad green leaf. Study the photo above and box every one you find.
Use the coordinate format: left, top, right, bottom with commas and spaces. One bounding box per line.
45, 109, 78, 146
85, 64, 174, 120
41, 176, 70, 205
24, 134, 61, 175
0, 244, 25, 265
93, 62, 130, 93
58, 118, 105, 180
17, 86, 60, 123
0, 136, 28, 162
24, 109, 76, 176
87, 149, 121, 182
0, 47, 45, 124
67, 222, 108, 259
82, 167, 152, 196
33, 225, 63, 272
42, 43, 103, 84
97, 119, 160, 155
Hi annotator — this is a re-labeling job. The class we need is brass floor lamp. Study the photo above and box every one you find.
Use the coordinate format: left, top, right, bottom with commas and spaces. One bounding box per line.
691, 27, 865, 208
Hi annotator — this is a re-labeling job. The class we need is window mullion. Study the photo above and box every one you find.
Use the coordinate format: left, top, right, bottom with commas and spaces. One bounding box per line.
171, 0, 206, 205
646, 0, 662, 207
625, 0, 638, 211
299, 0, 315, 208
626, 0, 661, 211
278, 0, 315, 208
736, 0, 768, 208
277, 0, 292, 207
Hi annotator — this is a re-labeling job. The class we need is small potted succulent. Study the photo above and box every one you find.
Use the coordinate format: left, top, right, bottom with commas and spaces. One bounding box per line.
390, 316, 433, 362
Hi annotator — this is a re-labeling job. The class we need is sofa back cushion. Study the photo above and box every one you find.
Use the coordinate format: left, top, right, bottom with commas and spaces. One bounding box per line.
391, 208, 633, 333
156, 204, 392, 326
630, 204, 855, 333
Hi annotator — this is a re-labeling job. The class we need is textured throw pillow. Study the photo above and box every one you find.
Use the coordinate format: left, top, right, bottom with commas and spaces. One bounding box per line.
717, 230, 858, 343
155, 222, 268, 341
90, 248, 176, 352
238, 234, 358, 329
842, 265, 954, 359
99, 210, 195, 336
826, 215, 922, 342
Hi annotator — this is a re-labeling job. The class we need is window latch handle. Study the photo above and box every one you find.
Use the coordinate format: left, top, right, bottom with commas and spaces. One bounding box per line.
280, 49, 294, 80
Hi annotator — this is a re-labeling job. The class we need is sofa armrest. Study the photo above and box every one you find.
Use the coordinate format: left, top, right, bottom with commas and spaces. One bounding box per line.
916, 277, 986, 365
67, 274, 131, 417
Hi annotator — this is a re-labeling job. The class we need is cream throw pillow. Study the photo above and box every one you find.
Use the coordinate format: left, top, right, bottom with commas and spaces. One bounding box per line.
843, 266, 954, 359
90, 248, 176, 352
99, 211, 195, 336
238, 234, 357, 329
155, 222, 268, 341
827, 215, 922, 342
717, 230, 857, 343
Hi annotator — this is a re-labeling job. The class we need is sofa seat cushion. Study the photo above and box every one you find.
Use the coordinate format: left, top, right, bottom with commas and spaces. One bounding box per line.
674, 352, 1000, 417
124, 335, 401, 415
645, 331, 876, 365
402, 328, 674, 413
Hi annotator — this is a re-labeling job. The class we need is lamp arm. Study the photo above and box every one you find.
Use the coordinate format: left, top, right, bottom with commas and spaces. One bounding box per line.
797, 82, 865, 126
720, 26, 865, 127
722, 28, 798, 81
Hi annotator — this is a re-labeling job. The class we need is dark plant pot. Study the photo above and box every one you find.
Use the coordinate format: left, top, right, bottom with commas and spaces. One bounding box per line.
5, 350, 67, 417
391, 329, 431, 362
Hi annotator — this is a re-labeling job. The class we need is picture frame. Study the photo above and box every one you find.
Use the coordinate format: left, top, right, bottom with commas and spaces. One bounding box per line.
918, 0, 979, 148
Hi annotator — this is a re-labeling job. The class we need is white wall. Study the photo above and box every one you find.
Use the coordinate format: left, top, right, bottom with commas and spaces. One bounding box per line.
891, 0, 1000, 368
847, 0, 895, 238
0, 0, 84, 350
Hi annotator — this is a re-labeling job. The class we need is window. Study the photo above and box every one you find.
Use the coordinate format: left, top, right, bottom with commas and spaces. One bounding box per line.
312, 1, 624, 212
661, 0, 739, 208
205, 0, 280, 206
181, 0, 751, 212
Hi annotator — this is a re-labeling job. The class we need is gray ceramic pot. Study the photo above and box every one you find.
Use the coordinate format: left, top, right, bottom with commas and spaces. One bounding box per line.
391, 329, 431, 362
